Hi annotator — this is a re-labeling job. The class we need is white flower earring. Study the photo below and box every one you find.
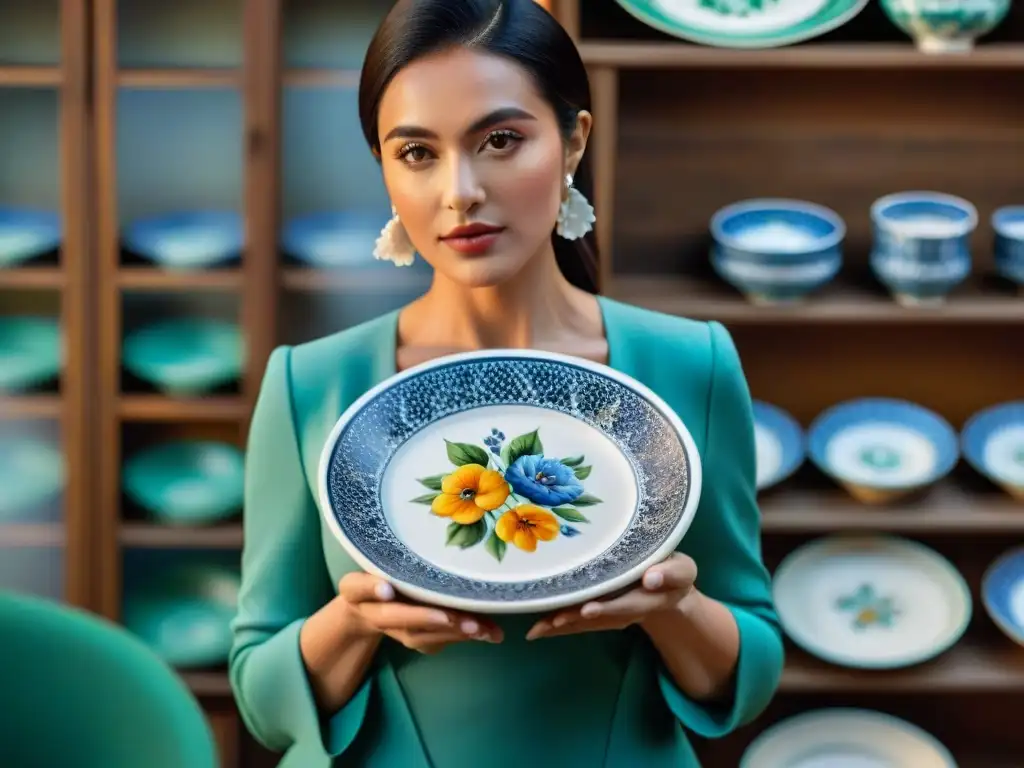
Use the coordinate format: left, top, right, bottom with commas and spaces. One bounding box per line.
556, 173, 596, 241
373, 205, 417, 267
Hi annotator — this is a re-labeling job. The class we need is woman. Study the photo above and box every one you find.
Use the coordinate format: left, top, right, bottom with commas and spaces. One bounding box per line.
230, 1, 783, 766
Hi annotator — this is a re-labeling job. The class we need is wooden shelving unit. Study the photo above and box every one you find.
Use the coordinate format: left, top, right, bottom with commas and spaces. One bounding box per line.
2, 0, 1022, 765
0, 0, 91, 610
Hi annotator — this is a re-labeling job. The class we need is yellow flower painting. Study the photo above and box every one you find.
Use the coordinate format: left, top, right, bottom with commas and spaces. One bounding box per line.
411, 427, 603, 562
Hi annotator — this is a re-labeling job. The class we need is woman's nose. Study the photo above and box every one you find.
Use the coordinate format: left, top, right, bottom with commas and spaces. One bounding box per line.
442, 156, 486, 213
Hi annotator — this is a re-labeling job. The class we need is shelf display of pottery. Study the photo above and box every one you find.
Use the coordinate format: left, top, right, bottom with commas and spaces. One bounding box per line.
0, 207, 62, 268
0, 434, 65, 523
0, 316, 63, 393
879, 0, 1011, 53
993, 206, 1024, 291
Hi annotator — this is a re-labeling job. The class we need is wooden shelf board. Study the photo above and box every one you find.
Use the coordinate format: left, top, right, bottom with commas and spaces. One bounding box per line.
283, 68, 360, 88
281, 266, 432, 293
116, 68, 240, 89
780, 639, 1024, 693
120, 522, 243, 549
0, 267, 65, 288
579, 41, 1024, 70
608, 274, 1024, 325
180, 670, 232, 697
117, 396, 249, 422
0, 523, 65, 547
0, 65, 62, 86
761, 484, 1024, 534
0, 395, 61, 419
116, 267, 242, 291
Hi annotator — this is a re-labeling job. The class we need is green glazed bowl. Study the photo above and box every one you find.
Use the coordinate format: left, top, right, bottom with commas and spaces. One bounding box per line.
0, 316, 62, 392
879, 0, 1010, 52
123, 440, 245, 525
613, 0, 869, 48
0, 436, 65, 521
122, 560, 241, 669
122, 319, 244, 396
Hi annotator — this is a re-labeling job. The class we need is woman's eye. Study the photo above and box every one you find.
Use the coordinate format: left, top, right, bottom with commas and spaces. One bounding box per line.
484, 131, 522, 152
398, 144, 432, 164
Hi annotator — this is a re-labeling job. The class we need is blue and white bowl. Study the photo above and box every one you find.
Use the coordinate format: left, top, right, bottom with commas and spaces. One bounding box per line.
709, 198, 844, 305
961, 401, 1024, 501
993, 206, 1024, 290
808, 398, 960, 504
281, 211, 392, 268
752, 400, 805, 491
983, 546, 1024, 646
0, 208, 61, 268
122, 212, 243, 270
870, 192, 977, 306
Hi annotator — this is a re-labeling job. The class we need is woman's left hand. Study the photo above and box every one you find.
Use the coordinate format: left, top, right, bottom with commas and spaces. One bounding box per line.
525, 552, 698, 640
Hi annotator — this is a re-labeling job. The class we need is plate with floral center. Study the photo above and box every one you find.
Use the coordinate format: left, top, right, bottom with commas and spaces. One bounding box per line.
318, 348, 702, 614
772, 534, 971, 669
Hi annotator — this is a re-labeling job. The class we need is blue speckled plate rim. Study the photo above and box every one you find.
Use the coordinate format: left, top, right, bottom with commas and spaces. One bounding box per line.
960, 400, 1024, 482
317, 347, 704, 614
806, 397, 960, 488
772, 533, 973, 670
739, 707, 958, 767
752, 400, 806, 489
982, 545, 1024, 646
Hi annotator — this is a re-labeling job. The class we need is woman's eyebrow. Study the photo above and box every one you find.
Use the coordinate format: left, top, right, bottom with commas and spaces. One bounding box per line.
382, 106, 537, 143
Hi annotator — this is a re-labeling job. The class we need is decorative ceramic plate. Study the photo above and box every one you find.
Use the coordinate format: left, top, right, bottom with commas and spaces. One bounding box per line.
0, 207, 61, 268
752, 400, 805, 491
982, 546, 1024, 646
318, 349, 703, 614
741, 708, 958, 768
613, 0, 869, 48
961, 401, 1024, 500
122, 212, 243, 270
807, 398, 959, 499
773, 534, 971, 668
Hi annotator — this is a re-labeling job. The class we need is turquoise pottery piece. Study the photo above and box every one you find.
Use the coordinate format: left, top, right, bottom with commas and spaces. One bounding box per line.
0, 315, 62, 392
123, 440, 245, 525
0, 436, 65, 521
993, 206, 1024, 290
122, 319, 243, 396
281, 210, 392, 268
122, 561, 241, 669
613, 0, 869, 48
880, 0, 1010, 53
122, 211, 243, 270
0, 207, 61, 268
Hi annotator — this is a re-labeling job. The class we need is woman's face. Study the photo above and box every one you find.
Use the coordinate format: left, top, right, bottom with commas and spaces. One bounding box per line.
376, 46, 590, 288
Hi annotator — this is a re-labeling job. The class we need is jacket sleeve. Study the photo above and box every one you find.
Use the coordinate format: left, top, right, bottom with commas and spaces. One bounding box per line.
658, 320, 785, 738
229, 346, 371, 756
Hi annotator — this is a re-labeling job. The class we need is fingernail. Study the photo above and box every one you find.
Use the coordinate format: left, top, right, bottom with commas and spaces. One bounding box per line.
526, 623, 550, 641
461, 619, 479, 635
431, 611, 451, 626
375, 582, 395, 601
644, 572, 663, 589
581, 603, 602, 618
553, 615, 569, 628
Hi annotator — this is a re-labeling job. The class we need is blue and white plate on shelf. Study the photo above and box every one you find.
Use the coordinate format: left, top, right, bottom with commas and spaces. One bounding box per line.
122, 319, 244, 396
808, 398, 959, 504
741, 708, 958, 768
982, 546, 1024, 647
0, 207, 61, 268
752, 400, 805, 491
961, 401, 1024, 501
318, 348, 703, 614
281, 210, 392, 268
993, 205, 1024, 289
0, 316, 63, 393
870, 191, 977, 306
612, 0, 869, 48
122, 211, 243, 270
0, 436, 65, 521
710, 199, 844, 305
122, 440, 245, 525
773, 534, 972, 669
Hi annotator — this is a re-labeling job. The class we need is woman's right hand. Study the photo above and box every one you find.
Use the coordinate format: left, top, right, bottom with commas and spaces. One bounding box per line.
339, 571, 504, 654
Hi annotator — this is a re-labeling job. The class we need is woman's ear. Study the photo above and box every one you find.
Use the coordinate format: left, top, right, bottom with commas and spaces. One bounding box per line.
564, 110, 593, 178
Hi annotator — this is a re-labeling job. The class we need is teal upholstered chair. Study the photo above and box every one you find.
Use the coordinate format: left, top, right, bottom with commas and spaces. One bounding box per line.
0, 591, 219, 768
